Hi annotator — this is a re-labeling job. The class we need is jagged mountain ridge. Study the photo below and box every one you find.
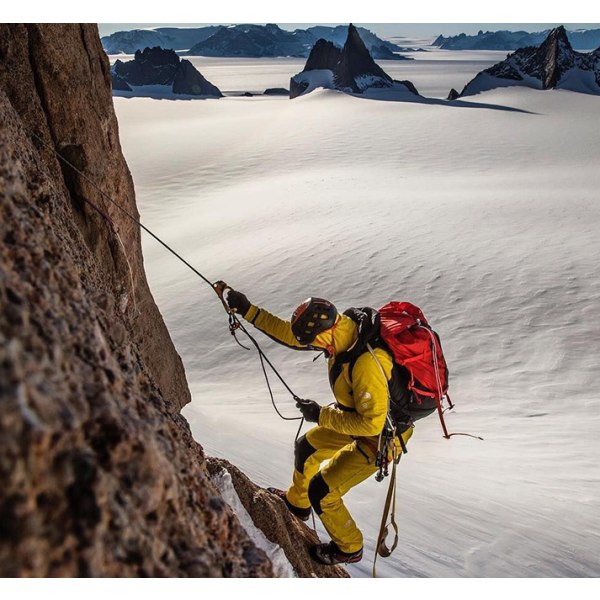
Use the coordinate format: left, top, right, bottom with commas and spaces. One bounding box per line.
112, 47, 222, 97
101, 24, 411, 60
455, 27, 600, 97
290, 24, 419, 99
433, 27, 600, 51
0, 23, 346, 578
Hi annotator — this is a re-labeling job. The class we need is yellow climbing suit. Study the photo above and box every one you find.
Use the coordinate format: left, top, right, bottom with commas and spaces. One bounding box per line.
243, 304, 413, 554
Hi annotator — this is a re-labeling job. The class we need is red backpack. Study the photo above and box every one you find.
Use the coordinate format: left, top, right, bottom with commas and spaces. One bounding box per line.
378, 302, 454, 438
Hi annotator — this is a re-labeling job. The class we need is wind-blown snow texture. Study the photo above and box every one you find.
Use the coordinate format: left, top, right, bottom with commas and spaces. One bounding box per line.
113, 54, 600, 577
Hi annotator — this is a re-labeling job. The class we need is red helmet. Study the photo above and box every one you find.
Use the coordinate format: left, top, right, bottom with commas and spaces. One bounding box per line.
291, 297, 338, 345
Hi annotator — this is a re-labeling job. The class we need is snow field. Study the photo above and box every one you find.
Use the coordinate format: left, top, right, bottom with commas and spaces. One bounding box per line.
113, 60, 600, 577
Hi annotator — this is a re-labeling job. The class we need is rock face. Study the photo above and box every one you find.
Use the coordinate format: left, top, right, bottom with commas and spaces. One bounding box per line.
114, 47, 180, 86
0, 25, 189, 412
172, 59, 223, 96
110, 72, 132, 91
304, 39, 341, 72
207, 459, 349, 578
335, 24, 394, 92
0, 24, 346, 578
112, 47, 222, 97
457, 27, 600, 97
263, 88, 289, 96
290, 24, 419, 99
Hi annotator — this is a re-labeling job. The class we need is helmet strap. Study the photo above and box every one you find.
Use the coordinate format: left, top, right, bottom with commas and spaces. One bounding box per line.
325, 317, 339, 357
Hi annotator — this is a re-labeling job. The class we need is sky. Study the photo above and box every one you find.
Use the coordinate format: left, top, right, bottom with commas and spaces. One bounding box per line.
98, 23, 600, 40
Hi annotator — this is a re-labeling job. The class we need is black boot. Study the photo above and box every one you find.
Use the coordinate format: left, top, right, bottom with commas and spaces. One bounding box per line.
267, 487, 312, 522
310, 541, 363, 565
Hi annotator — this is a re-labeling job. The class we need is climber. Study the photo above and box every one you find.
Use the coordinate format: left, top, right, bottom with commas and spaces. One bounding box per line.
226, 289, 413, 566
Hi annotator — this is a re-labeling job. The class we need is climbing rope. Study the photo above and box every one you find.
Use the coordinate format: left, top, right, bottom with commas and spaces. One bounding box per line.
30, 131, 306, 432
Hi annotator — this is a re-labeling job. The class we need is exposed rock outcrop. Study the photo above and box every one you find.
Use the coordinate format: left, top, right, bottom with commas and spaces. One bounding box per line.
290, 24, 419, 99
114, 47, 180, 85
172, 59, 222, 96
207, 459, 350, 578
304, 39, 341, 72
112, 47, 222, 97
0, 24, 346, 578
110, 72, 132, 91
263, 88, 289, 96
455, 26, 600, 97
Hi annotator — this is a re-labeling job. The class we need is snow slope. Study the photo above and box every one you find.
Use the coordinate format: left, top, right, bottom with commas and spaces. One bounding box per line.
113, 57, 600, 577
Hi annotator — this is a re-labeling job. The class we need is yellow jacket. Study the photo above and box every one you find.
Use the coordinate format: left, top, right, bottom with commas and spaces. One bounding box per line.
243, 304, 393, 439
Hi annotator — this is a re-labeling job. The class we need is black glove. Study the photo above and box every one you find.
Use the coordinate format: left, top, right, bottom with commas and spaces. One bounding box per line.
226, 289, 251, 316
296, 399, 321, 423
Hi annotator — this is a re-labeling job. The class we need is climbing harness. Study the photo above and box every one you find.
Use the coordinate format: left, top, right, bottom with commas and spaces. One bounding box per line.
30, 131, 307, 440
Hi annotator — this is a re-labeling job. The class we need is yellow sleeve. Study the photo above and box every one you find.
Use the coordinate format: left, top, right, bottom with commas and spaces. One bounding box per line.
319, 350, 391, 437
243, 304, 307, 350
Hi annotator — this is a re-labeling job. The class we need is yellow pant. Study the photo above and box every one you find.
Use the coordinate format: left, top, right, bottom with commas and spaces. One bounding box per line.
287, 426, 413, 554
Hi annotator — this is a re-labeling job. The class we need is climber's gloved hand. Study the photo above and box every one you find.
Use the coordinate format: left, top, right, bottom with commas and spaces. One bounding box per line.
296, 399, 321, 423
226, 288, 251, 317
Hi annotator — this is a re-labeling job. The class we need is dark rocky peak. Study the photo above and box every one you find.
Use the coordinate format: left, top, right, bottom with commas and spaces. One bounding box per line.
534, 26, 575, 88
290, 23, 417, 98
110, 72, 132, 91
134, 46, 179, 66
114, 46, 180, 86
304, 39, 342, 72
172, 59, 223, 97
336, 23, 392, 91
455, 25, 600, 97
112, 47, 222, 97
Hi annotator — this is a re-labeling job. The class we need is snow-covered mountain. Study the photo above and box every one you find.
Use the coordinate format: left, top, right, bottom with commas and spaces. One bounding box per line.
434, 27, 600, 51
455, 27, 600, 97
101, 24, 411, 60
101, 26, 220, 54
290, 24, 419, 99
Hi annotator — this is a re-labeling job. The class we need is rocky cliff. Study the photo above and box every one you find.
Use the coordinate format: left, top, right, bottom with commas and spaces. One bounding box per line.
0, 24, 346, 578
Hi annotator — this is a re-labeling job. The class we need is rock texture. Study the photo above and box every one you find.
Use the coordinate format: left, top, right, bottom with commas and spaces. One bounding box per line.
207, 459, 349, 578
290, 24, 419, 99
456, 26, 600, 97
114, 47, 180, 86
304, 39, 341, 73
0, 24, 347, 578
172, 59, 223, 97
0, 24, 189, 411
112, 47, 222, 97
110, 72, 132, 91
